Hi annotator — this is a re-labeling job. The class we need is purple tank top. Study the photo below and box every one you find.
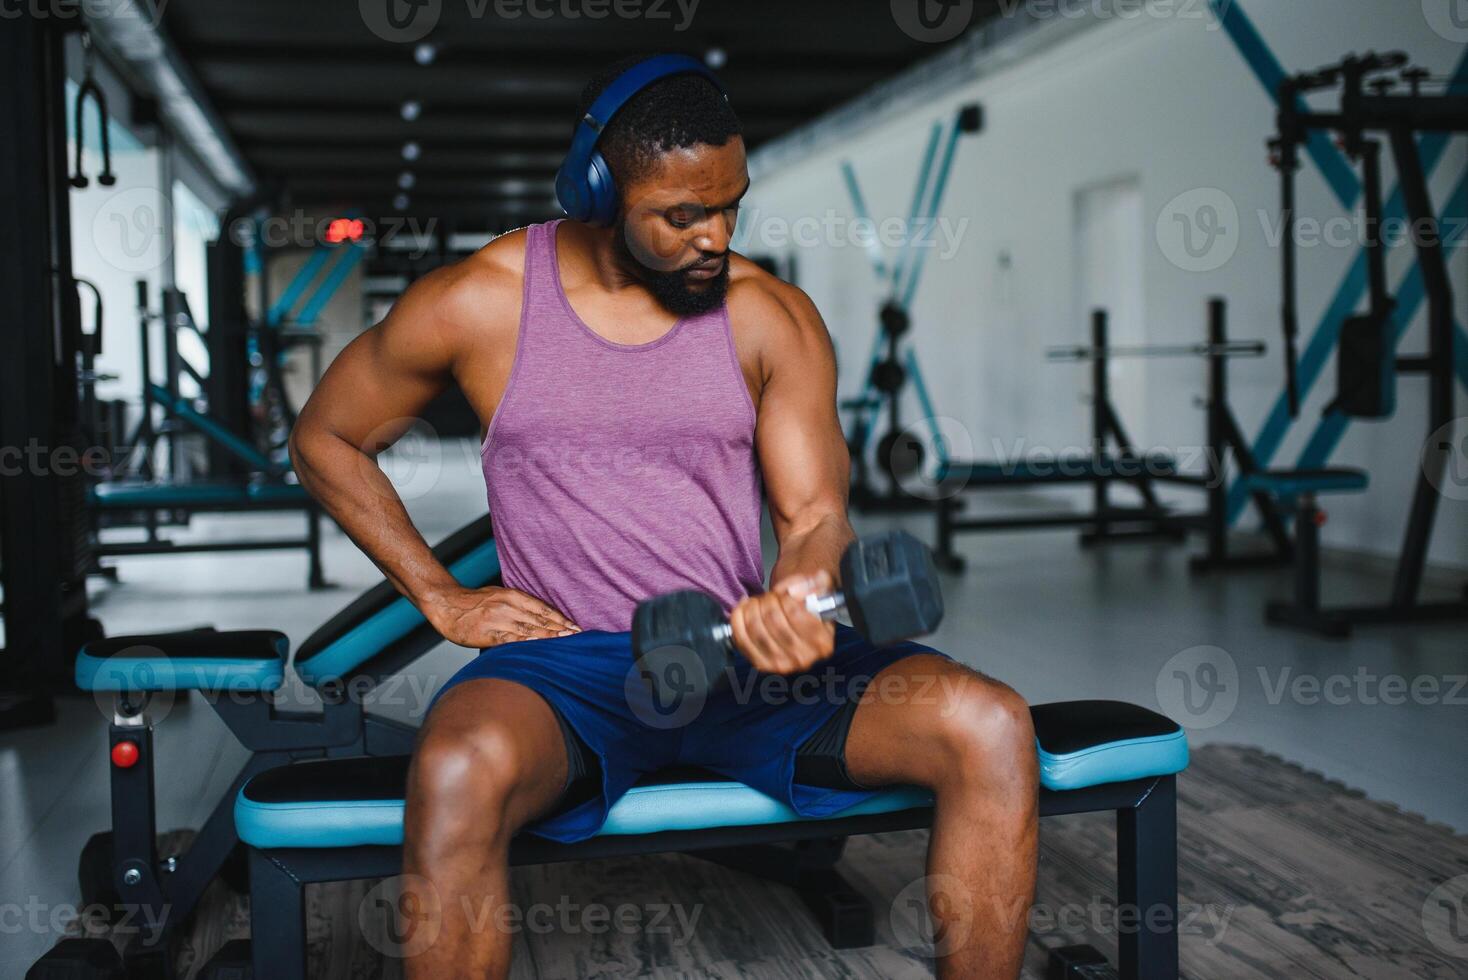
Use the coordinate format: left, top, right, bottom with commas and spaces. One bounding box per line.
480, 220, 765, 632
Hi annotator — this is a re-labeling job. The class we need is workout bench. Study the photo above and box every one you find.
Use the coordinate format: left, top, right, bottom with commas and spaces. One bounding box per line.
36, 517, 500, 978
230, 700, 1188, 979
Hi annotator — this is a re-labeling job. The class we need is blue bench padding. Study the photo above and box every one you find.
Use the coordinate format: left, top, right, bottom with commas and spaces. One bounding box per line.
1239, 469, 1368, 496
91, 480, 310, 508
1038, 728, 1189, 790
76, 635, 289, 693
233, 724, 1189, 850
293, 540, 501, 685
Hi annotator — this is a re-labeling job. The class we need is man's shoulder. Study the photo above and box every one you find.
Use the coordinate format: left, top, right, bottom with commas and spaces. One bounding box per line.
442, 226, 531, 305
394, 227, 532, 343
726, 254, 826, 349
726, 254, 819, 335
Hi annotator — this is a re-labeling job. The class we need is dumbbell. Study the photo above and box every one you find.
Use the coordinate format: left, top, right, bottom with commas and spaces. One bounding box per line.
632, 530, 943, 702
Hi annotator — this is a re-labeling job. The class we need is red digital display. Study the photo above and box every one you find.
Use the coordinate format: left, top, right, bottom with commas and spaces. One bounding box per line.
326, 218, 365, 244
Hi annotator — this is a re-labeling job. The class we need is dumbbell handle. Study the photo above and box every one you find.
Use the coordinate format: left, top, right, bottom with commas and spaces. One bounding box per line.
708, 591, 846, 646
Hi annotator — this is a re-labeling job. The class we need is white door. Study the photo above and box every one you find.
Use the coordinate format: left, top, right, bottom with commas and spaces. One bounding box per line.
1073, 177, 1146, 441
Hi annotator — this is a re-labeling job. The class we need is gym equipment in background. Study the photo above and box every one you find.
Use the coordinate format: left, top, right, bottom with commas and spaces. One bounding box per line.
1, 13, 106, 732
86, 280, 328, 588
931, 307, 1189, 571
68, 32, 116, 190
1261, 51, 1468, 636
632, 530, 943, 702
1172, 299, 1353, 575
841, 102, 983, 511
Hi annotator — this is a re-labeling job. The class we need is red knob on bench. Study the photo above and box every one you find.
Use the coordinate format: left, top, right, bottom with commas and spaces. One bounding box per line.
1313, 510, 1328, 527
111, 740, 140, 768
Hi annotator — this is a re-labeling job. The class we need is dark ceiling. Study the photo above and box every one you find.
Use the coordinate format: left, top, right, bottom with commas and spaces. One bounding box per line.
161, 0, 1002, 230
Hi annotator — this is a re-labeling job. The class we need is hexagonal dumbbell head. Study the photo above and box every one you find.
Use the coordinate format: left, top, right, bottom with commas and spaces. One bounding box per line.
838, 531, 943, 647
631, 589, 732, 702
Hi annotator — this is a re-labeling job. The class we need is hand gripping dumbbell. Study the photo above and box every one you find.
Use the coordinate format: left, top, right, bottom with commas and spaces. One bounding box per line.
632, 530, 944, 702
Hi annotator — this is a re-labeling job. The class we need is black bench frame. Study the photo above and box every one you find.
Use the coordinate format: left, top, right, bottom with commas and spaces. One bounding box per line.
92, 491, 329, 590
247, 775, 1179, 980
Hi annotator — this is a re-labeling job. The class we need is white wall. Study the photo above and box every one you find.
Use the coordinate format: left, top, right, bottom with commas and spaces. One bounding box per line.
744, 0, 1468, 568
266, 243, 366, 412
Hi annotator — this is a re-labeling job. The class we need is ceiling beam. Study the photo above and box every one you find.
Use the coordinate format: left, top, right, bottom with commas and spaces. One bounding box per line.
196, 58, 891, 106
223, 106, 806, 144
249, 146, 564, 172
285, 176, 556, 198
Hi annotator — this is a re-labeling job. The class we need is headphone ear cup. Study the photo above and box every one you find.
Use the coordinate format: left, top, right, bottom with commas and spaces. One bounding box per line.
584, 150, 617, 227
555, 161, 590, 222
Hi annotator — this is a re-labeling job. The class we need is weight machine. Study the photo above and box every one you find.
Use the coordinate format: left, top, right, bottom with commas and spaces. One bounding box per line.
1, 12, 105, 730
841, 102, 983, 511
1259, 51, 1468, 636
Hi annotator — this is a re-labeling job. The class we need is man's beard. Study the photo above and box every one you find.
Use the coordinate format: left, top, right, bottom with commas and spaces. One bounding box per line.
613, 223, 730, 318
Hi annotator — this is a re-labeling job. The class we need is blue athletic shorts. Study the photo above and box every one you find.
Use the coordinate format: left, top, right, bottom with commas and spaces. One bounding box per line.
426, 625, 949, 843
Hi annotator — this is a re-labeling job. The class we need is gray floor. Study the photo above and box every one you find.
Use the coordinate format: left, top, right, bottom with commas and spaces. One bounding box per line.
3, 441, 1466, 974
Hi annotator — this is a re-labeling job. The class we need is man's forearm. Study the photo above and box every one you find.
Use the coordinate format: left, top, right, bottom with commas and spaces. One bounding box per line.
769, 510, 855, 589
291, 429, 460, 610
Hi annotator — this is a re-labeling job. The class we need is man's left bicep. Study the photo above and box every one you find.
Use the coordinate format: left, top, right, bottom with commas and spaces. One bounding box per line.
755, 311, 850, 534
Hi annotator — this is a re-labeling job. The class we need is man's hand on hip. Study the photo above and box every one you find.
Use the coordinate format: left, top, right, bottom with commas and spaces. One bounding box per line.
427, 586, 580, 649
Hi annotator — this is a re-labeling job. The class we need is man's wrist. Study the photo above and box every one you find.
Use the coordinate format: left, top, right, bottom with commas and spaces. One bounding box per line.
414, 581, 466, 624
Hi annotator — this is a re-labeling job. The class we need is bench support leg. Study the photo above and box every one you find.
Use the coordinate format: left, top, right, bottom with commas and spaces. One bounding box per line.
250, 849, 307, 980
1116, 776, 1179, 980
1265, 492, 1355, 638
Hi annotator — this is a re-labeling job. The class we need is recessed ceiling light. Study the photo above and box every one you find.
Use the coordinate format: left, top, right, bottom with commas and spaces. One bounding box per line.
414, 43, 437, 66
400, 99, 422, 122
402, 141, 421, 162
705, 47, 727, 69
398, 171, 415, 190
393, 193, 410, 211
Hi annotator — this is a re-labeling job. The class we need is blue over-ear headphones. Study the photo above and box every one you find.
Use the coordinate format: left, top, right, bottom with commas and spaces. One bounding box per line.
556, 54, 728, 227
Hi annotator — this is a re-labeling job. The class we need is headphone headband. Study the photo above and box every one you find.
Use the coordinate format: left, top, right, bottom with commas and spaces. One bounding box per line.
556, 55, 728, 226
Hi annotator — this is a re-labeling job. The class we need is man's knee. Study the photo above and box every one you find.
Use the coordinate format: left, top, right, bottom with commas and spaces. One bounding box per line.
932, 674, 1037, 775
408, 720, 534, 838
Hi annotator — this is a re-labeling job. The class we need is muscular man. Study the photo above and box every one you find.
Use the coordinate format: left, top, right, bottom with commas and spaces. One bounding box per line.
290, 55, 1037, 978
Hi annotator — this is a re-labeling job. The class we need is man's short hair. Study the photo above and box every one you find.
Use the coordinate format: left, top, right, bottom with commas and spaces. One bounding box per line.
575, 55, 743, 188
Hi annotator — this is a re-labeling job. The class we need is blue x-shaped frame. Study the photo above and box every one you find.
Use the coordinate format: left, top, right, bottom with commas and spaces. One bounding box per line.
1212, 0, 1468, 523
841, 107, 975, 470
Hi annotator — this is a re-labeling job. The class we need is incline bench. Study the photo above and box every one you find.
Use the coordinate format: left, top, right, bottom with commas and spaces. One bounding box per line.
233, 700, 1188, 980
42, 517, 501, 978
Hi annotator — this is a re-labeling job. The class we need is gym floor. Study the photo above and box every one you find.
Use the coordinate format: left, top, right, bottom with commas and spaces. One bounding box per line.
4, 448, 1464, 975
